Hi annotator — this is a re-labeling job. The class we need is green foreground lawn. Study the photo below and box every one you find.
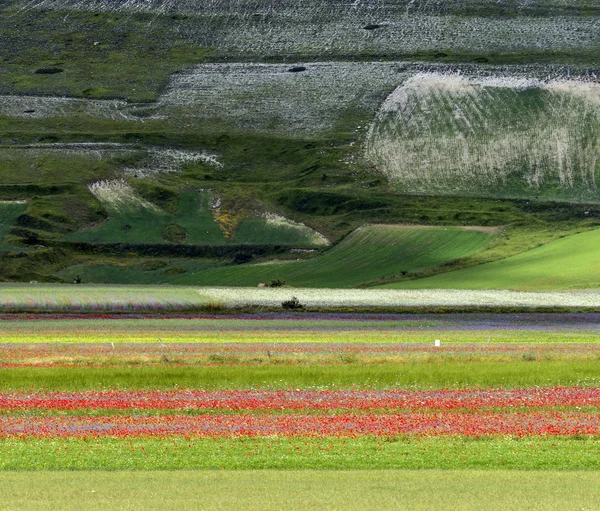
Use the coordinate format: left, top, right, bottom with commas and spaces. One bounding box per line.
385, 228, 600, 291
1, 469, 599, 510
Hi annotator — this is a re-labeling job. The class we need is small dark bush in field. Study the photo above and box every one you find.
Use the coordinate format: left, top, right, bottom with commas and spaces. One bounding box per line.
35, 68, 63, 74
282, 296, 303, 310
73, 275, 82, 284
233, 252, 253, 264
269, 279, 286, 287
204, 302, 225, 312
162, 223, 187, 244
135, 260, 168, 271
165, 266, 187, 275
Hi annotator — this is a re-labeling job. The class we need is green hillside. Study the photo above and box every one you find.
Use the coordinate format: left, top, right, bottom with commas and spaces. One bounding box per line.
0, 201, 27, 251
0, 0, 599, 284
66, 189, 226, 245
58, 225, 497, 287
382, 228, 600, 291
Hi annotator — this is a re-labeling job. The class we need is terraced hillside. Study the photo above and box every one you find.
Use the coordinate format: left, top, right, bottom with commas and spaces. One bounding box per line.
0, 0, 599, 285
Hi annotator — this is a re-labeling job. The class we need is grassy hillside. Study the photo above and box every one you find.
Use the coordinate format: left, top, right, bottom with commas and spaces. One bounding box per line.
0, 0, 599, 284
383, 228, 600, 291
57, 225, 497, 287
0, 201, 27, 251
66, 188, 226, 245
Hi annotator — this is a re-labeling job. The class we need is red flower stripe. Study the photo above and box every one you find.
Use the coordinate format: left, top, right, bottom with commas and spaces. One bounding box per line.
1, 388, 599, 411
1, 412, 599, 438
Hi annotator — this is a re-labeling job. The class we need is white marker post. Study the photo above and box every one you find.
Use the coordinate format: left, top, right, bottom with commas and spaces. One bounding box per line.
434, 339, 441, 347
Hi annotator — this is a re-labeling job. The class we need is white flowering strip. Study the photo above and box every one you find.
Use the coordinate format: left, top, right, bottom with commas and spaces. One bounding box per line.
123, 148, 222, 177
0, 95, 134, 120
197, 287, 600, 309
12, 0, 598, 57
263, 213, 329, 246
365, 73, 600, 196
0, 143, 221, 177
87, 179, 158, 212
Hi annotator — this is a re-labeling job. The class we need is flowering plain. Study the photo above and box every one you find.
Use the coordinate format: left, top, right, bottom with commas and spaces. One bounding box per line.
0, 312, 598, 474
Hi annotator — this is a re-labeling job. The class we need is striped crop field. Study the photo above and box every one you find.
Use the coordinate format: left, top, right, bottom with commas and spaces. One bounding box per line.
0, 285, 212, 313
0, 312, 599, 472
0, 311, 598, 511
4, 312, 600, 347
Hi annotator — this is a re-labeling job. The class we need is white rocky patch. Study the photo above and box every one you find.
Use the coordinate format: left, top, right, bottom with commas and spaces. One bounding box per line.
88, 179, 158, 212
0, 143, 221, 177
263, 213, 329, 246
11, 0, 598, 58
122, 148, 223, 177
157, 62, 407, 135
0, 95, 135, 120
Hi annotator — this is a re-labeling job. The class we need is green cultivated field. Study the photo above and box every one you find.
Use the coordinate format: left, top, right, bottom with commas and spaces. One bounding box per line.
58, 225, 497, 287
1, 440, 600, 471
386, 228, 600, 291
2, 470, 599, 510
3, 360, 599, 390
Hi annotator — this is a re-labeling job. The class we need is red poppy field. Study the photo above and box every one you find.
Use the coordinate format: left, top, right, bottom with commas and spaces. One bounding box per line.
0, 313, 599, 474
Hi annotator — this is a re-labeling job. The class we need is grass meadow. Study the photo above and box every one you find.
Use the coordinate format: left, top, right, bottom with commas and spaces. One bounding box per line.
0, 201, 27, 251
2, 470, 599, 510
388, 227, 600, 291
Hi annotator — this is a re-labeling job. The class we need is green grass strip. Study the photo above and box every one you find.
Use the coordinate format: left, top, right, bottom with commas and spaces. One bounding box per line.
2, 326, 600, 344
387, 228, 600, 291
2, 469, 600, 511
0, 437, 599, 471
2, 361, 599, 390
